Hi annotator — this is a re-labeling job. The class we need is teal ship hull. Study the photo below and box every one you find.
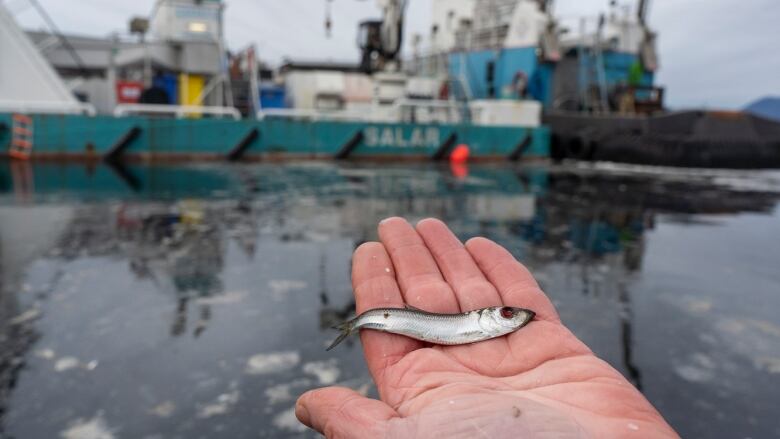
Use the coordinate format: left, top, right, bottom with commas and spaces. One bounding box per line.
0, 113, 549, 162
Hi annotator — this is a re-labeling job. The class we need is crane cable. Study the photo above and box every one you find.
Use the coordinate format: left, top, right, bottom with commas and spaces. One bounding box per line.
26, 0, 91, 77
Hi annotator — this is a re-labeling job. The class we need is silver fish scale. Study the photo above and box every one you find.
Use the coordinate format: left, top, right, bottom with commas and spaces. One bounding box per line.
355, 308, 492, 345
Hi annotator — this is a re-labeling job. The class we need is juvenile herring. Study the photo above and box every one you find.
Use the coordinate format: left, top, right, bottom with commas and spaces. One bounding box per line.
327, 306, 535, 351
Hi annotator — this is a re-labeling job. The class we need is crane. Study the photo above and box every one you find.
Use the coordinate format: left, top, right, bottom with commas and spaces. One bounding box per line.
636, 0, 658, 71
637, 0, 650, 25
331, 0, 563, 73
324, 0, 407, 73
356, 0, 408, 73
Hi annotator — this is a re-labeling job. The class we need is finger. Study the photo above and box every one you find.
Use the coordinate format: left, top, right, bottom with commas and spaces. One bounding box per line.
416, 218, 502, 310
296, 387, 398, 438
465, 237, 560, 322
378, 217, 459, 313
352, 242, 422, 387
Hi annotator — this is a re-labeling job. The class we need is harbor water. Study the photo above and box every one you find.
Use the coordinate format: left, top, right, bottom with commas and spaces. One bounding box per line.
1, 161, 779, 438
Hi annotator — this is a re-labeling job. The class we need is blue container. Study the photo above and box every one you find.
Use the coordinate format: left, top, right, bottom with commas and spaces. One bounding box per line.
259, 85, 286, 109
153, 74, 179, 105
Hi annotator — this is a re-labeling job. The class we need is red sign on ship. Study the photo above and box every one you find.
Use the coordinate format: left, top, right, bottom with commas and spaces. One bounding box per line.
116, 81, 144, 104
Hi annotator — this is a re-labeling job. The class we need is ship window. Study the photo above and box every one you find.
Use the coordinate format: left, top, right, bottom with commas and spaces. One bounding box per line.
188, 22, 208, 33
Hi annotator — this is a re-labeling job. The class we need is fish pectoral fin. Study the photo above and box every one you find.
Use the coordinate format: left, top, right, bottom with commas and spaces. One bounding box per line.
404, 304, 426, 313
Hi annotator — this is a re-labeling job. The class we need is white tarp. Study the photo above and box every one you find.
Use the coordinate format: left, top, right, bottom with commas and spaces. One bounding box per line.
0, 3, 86, 113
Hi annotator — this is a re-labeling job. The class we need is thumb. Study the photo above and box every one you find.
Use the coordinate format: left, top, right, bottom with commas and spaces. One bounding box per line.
296, 387, 399, 438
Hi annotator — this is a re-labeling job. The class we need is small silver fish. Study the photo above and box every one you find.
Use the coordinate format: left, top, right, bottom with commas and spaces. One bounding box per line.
327, 306, 535, 351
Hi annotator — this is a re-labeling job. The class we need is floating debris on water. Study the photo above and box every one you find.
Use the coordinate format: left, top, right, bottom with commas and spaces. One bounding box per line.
9, 308, 41, 326
195, 290, 248, 306
54, 357, 81, 372
754, 357, 780, 374
302, 359, 340, 385
198, 389, 240, 419
272, 407, 307, 434
685, 298, 714, 314
674, 353, 716, 383
36, 348, 56, 360
149, 401, 176, 418
245, 351, 300, 375
264, 379, 312, 405
60, 413, 116, 439
268, 280, 308, 300
748, 319, 780, 338
48, 355, 98, 372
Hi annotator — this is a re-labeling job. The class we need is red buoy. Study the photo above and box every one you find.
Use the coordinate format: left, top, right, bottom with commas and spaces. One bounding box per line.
450, 144, 470, 164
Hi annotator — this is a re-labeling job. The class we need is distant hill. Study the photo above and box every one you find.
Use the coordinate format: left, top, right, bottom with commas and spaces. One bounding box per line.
745, 97, 780, 121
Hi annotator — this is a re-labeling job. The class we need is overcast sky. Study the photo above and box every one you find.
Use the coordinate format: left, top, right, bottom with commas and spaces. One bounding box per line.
8, 0, 780, 109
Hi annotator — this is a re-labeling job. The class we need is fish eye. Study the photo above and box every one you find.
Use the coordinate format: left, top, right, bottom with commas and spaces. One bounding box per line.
500, 307, 514, 319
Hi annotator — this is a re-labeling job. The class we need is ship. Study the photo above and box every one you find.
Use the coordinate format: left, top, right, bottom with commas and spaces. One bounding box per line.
0, 0, 549, 163
408, 0, 780, 168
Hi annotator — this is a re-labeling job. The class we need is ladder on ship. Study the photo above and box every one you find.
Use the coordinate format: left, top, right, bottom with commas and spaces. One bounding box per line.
8, 114, 34, 160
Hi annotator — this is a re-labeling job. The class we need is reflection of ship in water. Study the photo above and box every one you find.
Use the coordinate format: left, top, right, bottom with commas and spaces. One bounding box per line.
28, 164, 547, 343
60, 200, 256, 338
3, 163, 779, 386
530, 171, 779, 389
527, 169, 779, 273
118, 201, 225, 337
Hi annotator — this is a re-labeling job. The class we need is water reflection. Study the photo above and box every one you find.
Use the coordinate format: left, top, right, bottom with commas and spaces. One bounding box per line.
0, 162, 779, 438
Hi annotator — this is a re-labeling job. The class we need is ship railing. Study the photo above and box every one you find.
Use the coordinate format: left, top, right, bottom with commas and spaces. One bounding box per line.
257, 100, 465, 124
0, 101, 96, 116
256, 108, 372, 122
394, 99, 466, 124
405, 53, 449, 77
114, 104, 242, 120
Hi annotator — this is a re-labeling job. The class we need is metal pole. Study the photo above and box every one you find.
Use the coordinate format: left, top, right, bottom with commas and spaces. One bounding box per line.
193, 76, 221, 106
249, 45, 260, 115
107, 33, 118, 111
143, 33, 152, 88
217, 2, 233, 108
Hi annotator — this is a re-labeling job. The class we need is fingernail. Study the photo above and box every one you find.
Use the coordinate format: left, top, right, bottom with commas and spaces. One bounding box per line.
295, 400, 310, 425
379, 216, 403, 226
416, 217, 437, 227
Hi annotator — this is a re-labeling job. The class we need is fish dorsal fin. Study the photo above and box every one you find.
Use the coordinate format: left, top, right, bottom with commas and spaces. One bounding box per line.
404, 304, 426, 312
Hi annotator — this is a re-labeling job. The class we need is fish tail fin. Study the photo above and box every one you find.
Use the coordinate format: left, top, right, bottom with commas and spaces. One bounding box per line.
326, 319, 356, 351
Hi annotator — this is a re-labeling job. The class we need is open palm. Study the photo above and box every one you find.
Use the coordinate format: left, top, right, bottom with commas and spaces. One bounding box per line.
296, 218, 678, 438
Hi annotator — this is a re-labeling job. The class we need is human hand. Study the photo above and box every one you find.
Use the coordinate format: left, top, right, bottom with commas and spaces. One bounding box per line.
296, 218, 679, 438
